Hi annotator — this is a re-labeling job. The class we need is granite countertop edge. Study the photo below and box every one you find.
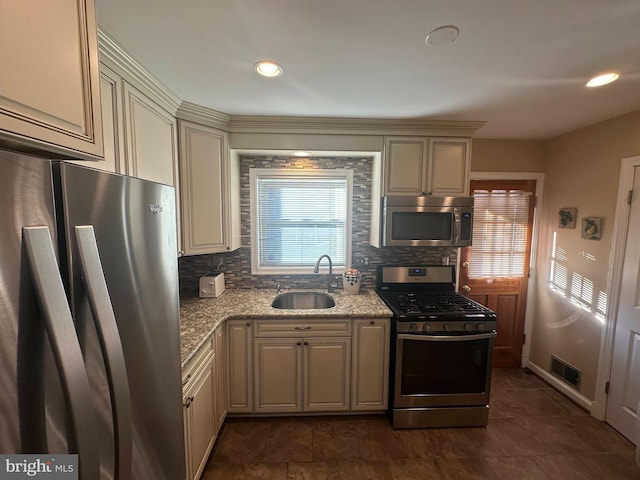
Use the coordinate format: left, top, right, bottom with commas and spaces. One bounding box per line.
179, 288, 393, 369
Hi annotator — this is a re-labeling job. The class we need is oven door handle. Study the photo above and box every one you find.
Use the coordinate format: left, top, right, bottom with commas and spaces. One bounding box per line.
397, 331, 497, 342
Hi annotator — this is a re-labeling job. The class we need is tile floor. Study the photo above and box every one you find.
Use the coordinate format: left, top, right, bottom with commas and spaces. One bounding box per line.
202, 368, 639, 479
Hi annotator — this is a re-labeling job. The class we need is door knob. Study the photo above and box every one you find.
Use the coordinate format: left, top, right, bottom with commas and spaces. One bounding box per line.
461, 284, 471, 293
462, 261, 469, 268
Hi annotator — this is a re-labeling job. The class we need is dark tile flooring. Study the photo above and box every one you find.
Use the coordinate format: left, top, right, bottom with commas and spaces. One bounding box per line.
202, 368, 639, 479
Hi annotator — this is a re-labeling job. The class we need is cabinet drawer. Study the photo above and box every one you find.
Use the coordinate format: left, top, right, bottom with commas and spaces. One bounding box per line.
182, 338, 214, 388
254, 320, 351, 337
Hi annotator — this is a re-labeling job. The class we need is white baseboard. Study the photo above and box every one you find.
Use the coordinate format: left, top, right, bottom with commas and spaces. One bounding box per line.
526, 360, 593, 412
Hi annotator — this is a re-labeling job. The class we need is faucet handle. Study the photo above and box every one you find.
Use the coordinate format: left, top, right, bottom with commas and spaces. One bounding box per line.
276, 284, 282, 294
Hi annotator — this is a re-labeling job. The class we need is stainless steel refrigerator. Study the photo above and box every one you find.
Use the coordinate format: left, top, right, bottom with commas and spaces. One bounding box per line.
0, 149, 185, 480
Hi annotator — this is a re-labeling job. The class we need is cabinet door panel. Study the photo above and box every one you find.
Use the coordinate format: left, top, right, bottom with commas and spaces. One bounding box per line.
385, 137, 427, 194
304, 338, 350, 411
184, 359, 215, 480
227, 321, 253, 412
214, 325, 227, 427
123, 81, 178, 186
352, 320, 390, 410
429, 138, 470, 196
254, 338, 302, 412
179, 121, 227, 254
0, 0, 103, 158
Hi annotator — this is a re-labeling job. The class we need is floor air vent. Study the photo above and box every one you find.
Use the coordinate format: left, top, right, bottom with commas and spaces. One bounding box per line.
550, 356, 581, 389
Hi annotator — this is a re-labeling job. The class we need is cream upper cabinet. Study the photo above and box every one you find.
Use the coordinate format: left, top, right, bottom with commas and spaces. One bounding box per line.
179, 120, 239, 255
383, 136, 470, 196
122, 81, 179, 187
227, 320, 253, 413
351, 319, 390, 411
0, 0, 103, 160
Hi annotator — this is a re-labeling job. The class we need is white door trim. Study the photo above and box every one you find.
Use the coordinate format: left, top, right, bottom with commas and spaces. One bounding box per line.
469, 171, 545, 368
592, 156, 640, 420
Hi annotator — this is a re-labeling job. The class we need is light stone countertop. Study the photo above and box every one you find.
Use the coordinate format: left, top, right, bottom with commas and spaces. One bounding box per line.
179, 288, 393, 368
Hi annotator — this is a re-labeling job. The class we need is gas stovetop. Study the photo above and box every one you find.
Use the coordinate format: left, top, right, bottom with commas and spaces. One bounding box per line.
379, 291, 496, 320
376, 265, 497, 334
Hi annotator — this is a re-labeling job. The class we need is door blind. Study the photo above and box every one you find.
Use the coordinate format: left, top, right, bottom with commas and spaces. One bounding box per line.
469, 190, 531, 278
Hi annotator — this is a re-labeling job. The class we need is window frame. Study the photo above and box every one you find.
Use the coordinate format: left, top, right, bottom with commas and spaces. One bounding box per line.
249, 168, 353, 275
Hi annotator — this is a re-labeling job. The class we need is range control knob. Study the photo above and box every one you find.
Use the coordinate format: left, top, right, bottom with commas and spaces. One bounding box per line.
464, 323, 472, 332
410, 323, 418, 332
442, 323, 451, 333
476, 323, 485, 332
422, 323, 430, 333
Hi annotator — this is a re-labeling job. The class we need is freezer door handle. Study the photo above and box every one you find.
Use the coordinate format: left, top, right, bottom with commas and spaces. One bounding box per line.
23, 226, 100, 480
75, 226, 132, 480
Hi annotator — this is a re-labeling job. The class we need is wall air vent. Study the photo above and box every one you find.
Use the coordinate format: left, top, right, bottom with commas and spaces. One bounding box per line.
550, 356, 581, 389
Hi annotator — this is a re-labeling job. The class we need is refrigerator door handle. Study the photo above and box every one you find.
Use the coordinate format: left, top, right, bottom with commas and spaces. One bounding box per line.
75, 226, 132, 480
23, 226, 100, 480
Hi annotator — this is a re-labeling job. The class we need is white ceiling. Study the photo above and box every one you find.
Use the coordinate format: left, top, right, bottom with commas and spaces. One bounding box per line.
95, 0, 640, 139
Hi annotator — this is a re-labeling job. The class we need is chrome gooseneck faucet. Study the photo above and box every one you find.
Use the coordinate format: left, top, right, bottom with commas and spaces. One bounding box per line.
313, 254, 336, 292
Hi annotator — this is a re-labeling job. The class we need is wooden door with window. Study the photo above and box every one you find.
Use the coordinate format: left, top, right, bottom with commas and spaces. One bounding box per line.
459, 180, 536, 367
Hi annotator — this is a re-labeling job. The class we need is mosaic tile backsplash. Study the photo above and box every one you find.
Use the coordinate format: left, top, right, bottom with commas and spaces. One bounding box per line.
178, 155, 457, 298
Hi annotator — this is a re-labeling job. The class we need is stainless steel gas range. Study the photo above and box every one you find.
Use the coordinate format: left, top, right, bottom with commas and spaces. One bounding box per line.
376, 265, 497, 429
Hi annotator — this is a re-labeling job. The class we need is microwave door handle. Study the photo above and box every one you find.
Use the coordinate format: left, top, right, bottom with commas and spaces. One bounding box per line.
397, 332, 497, 342
23, 227, 100, 480
75, 226, 132, 480
453, 209, 461, 245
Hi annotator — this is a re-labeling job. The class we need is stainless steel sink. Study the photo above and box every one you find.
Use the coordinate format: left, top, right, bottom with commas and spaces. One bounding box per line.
271, 292, 336, 309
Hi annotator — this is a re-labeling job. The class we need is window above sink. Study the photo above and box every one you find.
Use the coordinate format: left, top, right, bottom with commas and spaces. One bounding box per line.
250, 168, 353, 275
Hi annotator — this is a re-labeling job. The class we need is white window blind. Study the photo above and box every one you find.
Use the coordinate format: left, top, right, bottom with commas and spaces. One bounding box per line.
469, 190, 531, 278
250, 169, 352, 274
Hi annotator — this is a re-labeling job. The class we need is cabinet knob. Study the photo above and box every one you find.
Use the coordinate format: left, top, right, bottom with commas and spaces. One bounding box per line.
303, 341, 309, 346
297, 341, 302, 346
370, 320, 375, 325
246, 322, 250, 327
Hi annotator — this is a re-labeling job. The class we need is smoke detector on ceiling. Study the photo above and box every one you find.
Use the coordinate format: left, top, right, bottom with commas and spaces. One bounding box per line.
426, 25, 460, 47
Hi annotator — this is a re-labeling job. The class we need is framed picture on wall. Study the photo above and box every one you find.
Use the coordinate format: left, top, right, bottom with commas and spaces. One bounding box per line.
559, 208, 577, 229
582, 217, 602, 240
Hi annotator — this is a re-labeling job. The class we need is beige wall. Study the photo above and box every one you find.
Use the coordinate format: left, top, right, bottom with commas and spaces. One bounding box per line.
470, 138, 546, 172
530, 109, 640, 400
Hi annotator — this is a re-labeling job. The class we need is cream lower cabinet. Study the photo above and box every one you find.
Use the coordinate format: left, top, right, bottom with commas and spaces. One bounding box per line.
227, 320, 253, 413
351, 319, 390, 410
182, 323, 227, 480
253, 337, 351, 413
213, 324, 228, 427
182, 340, 215, 480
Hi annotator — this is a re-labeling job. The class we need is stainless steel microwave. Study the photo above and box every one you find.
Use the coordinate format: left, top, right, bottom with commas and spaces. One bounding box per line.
381, 196, 474, 247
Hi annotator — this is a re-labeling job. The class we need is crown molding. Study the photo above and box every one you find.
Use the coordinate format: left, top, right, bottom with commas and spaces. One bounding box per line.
229, 115, 485, 137
176, 101, 231, 130
98, 28, 181, 115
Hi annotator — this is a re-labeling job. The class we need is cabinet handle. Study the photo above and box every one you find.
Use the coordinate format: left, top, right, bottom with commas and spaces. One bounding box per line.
294, 326, 311, 330
182, 373, 192, 387
246, 322, 250, 327
184, 395, 194, 408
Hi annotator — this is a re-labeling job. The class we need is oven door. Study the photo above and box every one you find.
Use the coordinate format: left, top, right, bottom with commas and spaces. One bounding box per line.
394, 332, 496, 408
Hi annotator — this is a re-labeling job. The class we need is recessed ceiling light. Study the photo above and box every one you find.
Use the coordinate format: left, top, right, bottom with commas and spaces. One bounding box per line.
586, 72, 619, 88
254, 61, 283, 77
426, 25, 460, 47
293, 151, 310, 157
